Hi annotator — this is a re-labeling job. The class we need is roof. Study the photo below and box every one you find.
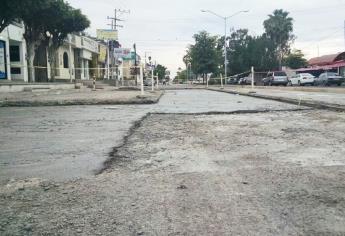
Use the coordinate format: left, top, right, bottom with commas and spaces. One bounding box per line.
296, 61, 345, 72
309, 52, 345, 66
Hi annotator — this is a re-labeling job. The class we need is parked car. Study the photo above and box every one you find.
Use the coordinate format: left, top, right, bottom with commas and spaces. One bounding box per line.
238, 75, 256, 85
315, 72, 344, 86
288, 73, 315, 86
227, 77, 240, 85
144, 79, 153, 86
262, 71, 288, 86
238, 77, 246, 85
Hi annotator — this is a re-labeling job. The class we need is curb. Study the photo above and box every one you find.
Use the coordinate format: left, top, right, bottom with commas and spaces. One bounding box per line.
208, 88, 345, 112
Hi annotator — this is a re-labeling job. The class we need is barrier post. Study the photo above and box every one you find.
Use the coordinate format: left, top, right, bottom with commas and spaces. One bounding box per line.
156, 73, 159, 89
93, 75, 96, 91
151, 69, 154, 91
220, 73, 224, 89
251, 66, 255, 90
140, 66, 144, 96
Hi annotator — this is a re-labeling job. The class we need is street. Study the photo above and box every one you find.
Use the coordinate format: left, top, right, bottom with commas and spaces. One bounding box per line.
0, 90, 301, 183
1, 90, 345, 235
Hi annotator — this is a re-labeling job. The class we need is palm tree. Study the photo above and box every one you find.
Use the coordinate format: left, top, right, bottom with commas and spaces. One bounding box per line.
263, 9, 294, 70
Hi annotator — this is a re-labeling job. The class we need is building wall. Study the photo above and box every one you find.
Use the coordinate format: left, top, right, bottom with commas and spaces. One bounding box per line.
0, 23, 28, 82
55, 45, 75, 80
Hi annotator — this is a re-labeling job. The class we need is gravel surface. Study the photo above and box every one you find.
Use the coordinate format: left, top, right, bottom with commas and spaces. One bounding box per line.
1, 109, 345, 235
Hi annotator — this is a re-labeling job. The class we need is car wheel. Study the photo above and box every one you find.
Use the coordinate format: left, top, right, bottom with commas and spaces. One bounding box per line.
338, 83, 342, 86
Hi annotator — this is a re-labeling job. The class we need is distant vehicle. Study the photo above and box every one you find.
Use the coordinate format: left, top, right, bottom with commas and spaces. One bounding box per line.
315, 72, 344, 86
237, 74, 256, 85
289, 73, 315, 86
144, 79, 153, 86
227, 77, 240, 85
238, 77, 246, 85
262, 71, 288, 86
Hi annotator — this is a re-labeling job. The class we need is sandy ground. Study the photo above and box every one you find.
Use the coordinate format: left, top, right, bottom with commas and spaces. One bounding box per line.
1, 109, 345, 235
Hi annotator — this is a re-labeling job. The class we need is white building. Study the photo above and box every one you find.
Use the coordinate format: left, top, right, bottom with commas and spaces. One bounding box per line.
1, 23, 104, 83
50, 35, 100, 81
0, 22, 28, 82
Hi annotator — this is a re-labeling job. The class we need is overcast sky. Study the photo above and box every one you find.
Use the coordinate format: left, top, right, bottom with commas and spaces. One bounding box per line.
68, 0, 345, 75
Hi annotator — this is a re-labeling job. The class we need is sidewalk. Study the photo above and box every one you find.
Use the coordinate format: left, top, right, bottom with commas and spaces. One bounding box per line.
209, 86, 345, 111
0, 88, 163, 107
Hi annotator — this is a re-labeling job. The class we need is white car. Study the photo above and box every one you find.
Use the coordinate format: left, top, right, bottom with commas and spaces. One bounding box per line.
289, 73, 315, 86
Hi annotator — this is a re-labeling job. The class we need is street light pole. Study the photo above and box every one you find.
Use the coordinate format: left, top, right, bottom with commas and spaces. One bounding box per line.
201, 10, 249, 83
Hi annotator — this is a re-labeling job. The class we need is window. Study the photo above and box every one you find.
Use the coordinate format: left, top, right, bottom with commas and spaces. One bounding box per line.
10, 45, 20, 62
63, 52, 69, 68
275, 72, 287, 76
11, 67, 21, 74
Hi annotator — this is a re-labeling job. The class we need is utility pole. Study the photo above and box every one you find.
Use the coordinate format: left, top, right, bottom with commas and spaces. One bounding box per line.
107, 9, 130, 30
107, 9, 130, 84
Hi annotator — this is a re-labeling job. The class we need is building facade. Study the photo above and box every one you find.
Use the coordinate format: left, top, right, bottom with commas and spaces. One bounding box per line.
0, 23, 28, 82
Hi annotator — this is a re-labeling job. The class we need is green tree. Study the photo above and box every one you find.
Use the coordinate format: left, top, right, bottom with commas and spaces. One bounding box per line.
187, 31, 219, 83
19, 0, 89, 82
19, 0, 56, 82
43, 0, 89, 80
0, 0, 21, 33
283, 49, 308, 69
154, 64, 167, 81
263, 9, 294, 69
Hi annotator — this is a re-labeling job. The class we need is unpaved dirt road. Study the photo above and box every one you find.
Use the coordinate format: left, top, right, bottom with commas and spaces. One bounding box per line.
1, 90, 345, 235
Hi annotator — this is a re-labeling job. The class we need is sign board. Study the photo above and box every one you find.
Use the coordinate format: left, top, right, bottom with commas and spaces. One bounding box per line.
0, 41, 7, 79
98, 44, 107, 63
122, 52, 138, 61
114, 48, 131, 59
82, 37, 98, 53
97, 29, 118, 41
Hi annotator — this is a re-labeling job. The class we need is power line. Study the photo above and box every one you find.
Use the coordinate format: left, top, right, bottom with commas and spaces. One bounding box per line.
107, 9, 130, 30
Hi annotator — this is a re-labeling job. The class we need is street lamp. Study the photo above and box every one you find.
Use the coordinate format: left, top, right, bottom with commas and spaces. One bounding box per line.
201, 9, 249, 82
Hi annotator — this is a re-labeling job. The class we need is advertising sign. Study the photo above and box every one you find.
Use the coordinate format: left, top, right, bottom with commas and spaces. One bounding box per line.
122, 52, 136, 61
97, 29, 118, 41
0, 41, 7, 79
98, 44, 107, 63
82, 37, 98, 53
114, 48, 131, 59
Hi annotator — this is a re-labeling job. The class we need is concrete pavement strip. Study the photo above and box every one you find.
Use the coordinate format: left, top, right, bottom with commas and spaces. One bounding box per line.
208, 87, 345, 112
0, 90, 164, 107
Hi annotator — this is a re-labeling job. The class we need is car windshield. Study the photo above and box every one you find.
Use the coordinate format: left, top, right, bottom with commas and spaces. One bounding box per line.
275, 72, 287, 76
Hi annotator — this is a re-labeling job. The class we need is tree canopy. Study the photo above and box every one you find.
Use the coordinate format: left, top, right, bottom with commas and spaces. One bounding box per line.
263, 9, 294, 69
154, 64, 167, 80
2, 0, 90, 82
187, 31, 220, 78
0, 0, 22, 33
183, 9, 300, 78
283, 50, 308, 69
